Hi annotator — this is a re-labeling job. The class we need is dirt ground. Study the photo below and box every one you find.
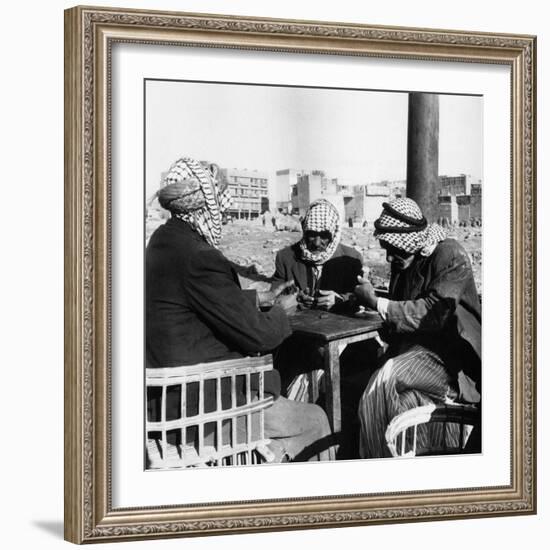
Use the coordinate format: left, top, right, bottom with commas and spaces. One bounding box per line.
147, 217, 483, 294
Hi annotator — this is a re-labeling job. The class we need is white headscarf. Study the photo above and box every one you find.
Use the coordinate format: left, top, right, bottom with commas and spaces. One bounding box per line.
299, 199, 342, 265
158, 157, 232, 248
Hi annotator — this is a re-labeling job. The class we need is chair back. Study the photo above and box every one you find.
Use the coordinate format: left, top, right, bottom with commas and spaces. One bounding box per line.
146, 355, 274, 468
385, 403, 480, 457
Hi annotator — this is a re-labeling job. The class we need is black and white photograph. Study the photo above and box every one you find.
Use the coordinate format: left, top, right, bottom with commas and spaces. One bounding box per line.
144, 80, 483, 468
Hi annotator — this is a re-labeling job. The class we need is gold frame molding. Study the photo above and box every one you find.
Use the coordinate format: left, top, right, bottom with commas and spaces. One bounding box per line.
64, 5, 537, 544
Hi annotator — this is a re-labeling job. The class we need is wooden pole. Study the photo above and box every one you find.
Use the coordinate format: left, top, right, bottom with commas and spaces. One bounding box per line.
407, 93, 440, 222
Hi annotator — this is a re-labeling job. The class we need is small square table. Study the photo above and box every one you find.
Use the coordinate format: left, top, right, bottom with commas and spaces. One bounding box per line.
289, 308, 383, 435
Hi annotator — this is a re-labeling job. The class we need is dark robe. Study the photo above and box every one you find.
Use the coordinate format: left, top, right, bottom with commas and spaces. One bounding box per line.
272, 242, 363, 304
146, 217, 291, 418
384, 238, 481, 384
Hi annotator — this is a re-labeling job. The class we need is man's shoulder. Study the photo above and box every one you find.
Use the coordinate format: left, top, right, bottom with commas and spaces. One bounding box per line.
432, 238, 469, 265
191, 240, 228, 268
149, 220, 224, 264
276, 242, 301, 261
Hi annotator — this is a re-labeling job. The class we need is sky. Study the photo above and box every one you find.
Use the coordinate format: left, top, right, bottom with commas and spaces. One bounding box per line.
145, 80, 483, 202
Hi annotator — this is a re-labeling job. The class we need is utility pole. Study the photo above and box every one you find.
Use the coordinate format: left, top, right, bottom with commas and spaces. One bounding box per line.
406, 93, 440, 222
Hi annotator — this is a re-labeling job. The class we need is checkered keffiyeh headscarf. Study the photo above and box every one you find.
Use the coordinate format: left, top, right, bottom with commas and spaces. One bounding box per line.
157, 157, 232, 248
374, 198, 446, 256
299, 199, 341, 265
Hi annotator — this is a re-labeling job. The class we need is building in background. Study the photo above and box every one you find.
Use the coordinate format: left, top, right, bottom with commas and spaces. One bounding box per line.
470, 182, 482, 219
344, 184, 390, 225
438, 195, 458, 223
219, 168, 269, 220
456, 194, 472, 223
147, 165, 482, 227
340, 174, 482, 226
275, 168, 307, 213
437, 175, 482, 224
388, 180, 407, 199
290, 171, 348, 220
342, 180, 406, 225
439, 174, 472, 197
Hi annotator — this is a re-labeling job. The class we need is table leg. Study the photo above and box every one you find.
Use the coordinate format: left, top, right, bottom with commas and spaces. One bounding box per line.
323, 340, 342, 435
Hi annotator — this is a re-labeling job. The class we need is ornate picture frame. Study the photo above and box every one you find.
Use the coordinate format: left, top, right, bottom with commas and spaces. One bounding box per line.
64, 5, 536, 544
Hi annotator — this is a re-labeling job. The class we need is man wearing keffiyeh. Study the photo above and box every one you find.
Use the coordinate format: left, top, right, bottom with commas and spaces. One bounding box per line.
271, 199, 366, 440
157, 157, 232, 248
354, 198, 482, 458
146, 157, 335, 463
272, 198, 363, 311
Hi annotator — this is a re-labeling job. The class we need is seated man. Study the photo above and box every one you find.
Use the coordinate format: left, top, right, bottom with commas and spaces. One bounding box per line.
272, 198, 363, 312
146, 157, 334, 462
354, 198, 481, 458
270, 200, 373, 458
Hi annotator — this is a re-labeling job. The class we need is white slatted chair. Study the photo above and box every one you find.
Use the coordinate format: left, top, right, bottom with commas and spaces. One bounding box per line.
146, 355, 275, 469
385, 402, 480, 457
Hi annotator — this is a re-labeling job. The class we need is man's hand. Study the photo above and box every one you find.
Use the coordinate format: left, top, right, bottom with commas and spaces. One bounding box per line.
297, 288, 315, 308
259, 280, 295, 307
271, 279, 295, 297
315, 289, 339, 310
354, 275, 378, 310
274, 291, 298, 316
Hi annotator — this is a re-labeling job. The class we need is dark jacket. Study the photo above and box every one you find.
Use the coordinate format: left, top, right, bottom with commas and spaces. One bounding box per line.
146, 218, 291, 397
271, 241, 364, 386
385, 238, 481, 380
272, 242, 363, 302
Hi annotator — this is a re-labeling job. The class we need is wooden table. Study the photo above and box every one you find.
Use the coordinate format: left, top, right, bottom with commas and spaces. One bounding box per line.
289, 308, 383, 435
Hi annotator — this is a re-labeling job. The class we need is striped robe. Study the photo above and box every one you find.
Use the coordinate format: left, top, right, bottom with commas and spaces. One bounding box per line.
358, 344, 459, 458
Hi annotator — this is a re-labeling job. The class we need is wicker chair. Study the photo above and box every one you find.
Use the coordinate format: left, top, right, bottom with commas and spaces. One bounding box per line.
385, 402, 480, 457
146, 355, 276, 469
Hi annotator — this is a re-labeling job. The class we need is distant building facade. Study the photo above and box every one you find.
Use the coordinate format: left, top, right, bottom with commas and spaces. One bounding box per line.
437, 176, 481, 224
470, 182, 482, 219
456, 195, 472, 223
438, 195, 458, 223
439, 174, 472, 197
219, 168, 269, 219
388, 180, 407, 199
344, 184, 391, 225
291, 171, 346, 220
275, 169, 307, 213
